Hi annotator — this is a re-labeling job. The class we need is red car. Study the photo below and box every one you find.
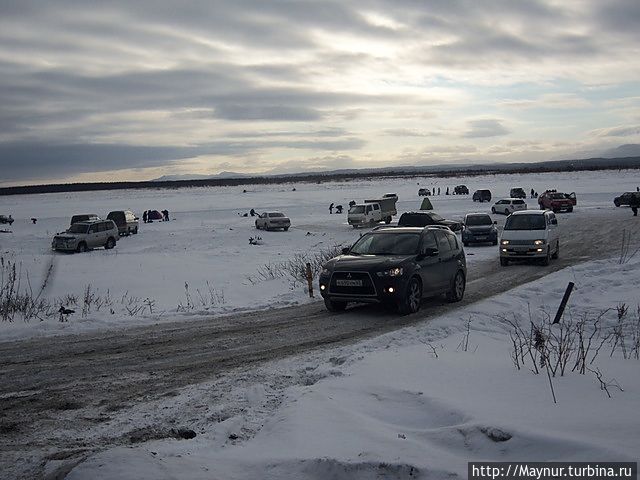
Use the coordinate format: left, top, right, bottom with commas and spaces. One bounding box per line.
538, 190, 574, 212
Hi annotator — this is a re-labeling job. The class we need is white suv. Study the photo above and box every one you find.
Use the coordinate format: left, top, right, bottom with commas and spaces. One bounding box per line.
492, 198, 527, 215
499, 210, 559, 266
52, 219, 119, 253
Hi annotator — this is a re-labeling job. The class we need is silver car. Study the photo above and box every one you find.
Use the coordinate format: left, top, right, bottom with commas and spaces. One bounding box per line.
255, 212, 291, 231
52, 219, 119, 253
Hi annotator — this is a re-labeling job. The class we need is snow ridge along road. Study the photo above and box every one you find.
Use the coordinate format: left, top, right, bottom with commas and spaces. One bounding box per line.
0, 210, 636, 479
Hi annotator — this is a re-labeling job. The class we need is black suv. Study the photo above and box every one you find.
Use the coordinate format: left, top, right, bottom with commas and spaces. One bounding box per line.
472, 189, 492, 202
614, 192, 640, 207
454, 185, 469, 195
319, 227, 466, 315
398, 211, 462, 231
509, 188, 526, 199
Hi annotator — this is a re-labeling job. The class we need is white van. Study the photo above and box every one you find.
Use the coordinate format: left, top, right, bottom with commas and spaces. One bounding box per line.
499, 210, 559, 266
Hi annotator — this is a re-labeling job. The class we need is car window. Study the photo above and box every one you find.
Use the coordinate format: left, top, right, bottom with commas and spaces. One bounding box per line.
447, 232, 458, 251
373, 204, 379, 210
350, 233, 421, 255
421, 232, 437, 253
504, 215, 546, 230
434, 230, 452, 254
88, 224, 98, 233
68, 224, 88, 234
465, 215, 491, 225
513, 200, 525, 204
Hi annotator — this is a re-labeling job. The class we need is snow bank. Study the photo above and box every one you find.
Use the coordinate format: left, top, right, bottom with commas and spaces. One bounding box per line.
65, 255, 640, 479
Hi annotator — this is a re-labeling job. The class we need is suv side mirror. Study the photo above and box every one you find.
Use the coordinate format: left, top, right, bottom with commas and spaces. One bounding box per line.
422, 247, 439, 257
494, 220, 498, 225
341, 247, 350, 254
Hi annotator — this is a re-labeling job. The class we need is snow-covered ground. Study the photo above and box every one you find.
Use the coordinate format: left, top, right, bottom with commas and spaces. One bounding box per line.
64, 253, 640, 479
1, 169, 638, 340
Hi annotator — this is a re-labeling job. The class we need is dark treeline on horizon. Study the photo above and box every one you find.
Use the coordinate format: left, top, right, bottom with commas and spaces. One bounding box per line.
2, 156, 639, 196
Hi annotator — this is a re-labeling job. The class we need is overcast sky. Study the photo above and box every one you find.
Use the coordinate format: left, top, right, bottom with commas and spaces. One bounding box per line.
1, 0, 639, 185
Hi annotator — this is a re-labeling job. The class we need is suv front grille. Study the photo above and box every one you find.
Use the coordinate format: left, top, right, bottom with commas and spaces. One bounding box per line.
505, 239, 535, 245
329, 271, 377, 296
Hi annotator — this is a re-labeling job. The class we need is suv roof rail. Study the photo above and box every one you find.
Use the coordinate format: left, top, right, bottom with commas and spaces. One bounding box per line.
426, 225, 453, 231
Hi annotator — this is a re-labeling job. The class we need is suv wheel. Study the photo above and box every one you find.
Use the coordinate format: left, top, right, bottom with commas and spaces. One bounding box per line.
133, 227, 138, 234
105, 237, 115, 249
398, 277, 421, 315
500, 257, 509, 266
76, 242, 87, 253
446, 271, 465, 303
324, 298, 347, 312
552, 241, 559, 259
540, 247, 551, 266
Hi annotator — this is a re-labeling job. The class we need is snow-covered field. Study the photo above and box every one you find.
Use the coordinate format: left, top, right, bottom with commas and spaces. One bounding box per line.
1, 169, 638, 340
65, 253, 640, 480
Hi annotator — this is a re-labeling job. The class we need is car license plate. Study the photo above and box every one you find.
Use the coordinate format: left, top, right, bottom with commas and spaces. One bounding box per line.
476, 236, 487, 240
336, 279, 363, 287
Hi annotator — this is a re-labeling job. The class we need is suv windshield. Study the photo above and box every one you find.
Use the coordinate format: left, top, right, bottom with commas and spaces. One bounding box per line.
349, 206, 365, 214
350, 233, 420, 255
549, 193, 565, 199
504, 215, 546, 231
465, 215, 491, 226
67, 224, 89, 234
268, 213, 284, 217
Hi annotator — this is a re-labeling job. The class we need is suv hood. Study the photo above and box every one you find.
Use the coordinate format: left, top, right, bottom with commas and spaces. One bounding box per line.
466, 224, 494, 232
328, 254, 411, 271
501, 229, 548, 241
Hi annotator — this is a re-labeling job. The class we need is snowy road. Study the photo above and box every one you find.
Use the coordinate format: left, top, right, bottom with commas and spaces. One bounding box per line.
0, 208, 635, 479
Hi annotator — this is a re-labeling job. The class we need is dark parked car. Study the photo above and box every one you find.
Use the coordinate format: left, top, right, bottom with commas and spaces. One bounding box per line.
454, 185, 469, 195
319, 226, 466, 315
462, 213, 498, 246
509, 188, 526, 199
472, 189, 492, 202
70, 213, 100, 226
614, 192, 640, 207
398, 211, 462, 232
418, 188, 431, 196
106, 210, 139, 235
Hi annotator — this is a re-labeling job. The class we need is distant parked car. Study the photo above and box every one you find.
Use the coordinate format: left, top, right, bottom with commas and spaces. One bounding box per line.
509, 187, 526, 199
454, 185, 469, 195
398, 211, 462, 232
472, 189, 492, 202
255, 212, 291, 231
418, 188, 431, 196
538, 190, 573, 212
0, 215, 14, 225
491, 198, 527, 215
462, 213, 498, 246
500, 210, 559, 266
614, 192, 640, 207
318, 226, 466, 314
107, 210, 139, 235
70, 213, 100, 226
52, 219, 118, 253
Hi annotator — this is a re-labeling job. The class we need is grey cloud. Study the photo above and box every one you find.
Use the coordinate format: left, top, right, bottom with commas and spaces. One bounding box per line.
592, 125, 640, 137
463, 120, 510, 138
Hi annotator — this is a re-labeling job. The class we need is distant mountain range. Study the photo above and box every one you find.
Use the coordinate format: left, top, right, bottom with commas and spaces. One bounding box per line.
2, 146, 640, 196
150, 144, 640, 181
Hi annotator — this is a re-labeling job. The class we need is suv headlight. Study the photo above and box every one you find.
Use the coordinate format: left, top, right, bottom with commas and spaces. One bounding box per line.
377, 267, 403, 277
501, 240, 509, 245
533, 239, 546, 245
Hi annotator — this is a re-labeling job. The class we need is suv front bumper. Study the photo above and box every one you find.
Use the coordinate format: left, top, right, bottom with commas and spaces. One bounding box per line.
500, 244, 546, 258
319, 271, 407, 304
